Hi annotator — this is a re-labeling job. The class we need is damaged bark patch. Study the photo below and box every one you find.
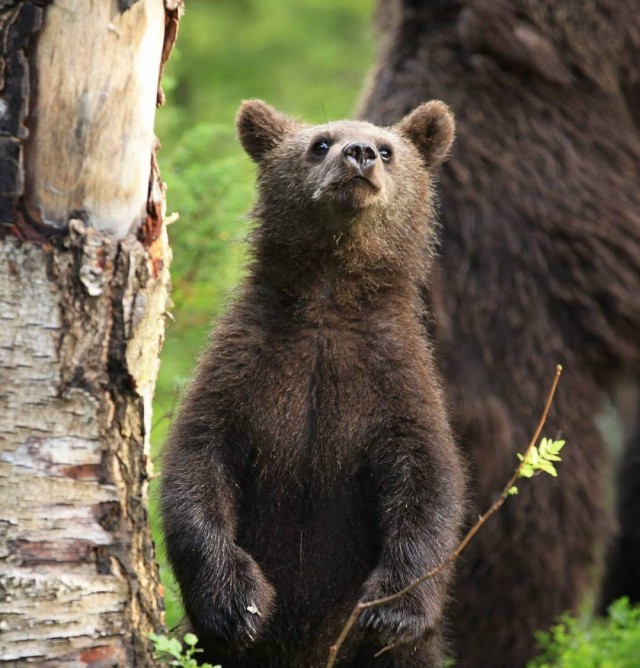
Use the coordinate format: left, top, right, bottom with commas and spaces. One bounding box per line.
7, 539, 95, 565
95, 501, 122, 532
24, 0, 167, 237
79, 644, 121, 664
0, 1, 43, 235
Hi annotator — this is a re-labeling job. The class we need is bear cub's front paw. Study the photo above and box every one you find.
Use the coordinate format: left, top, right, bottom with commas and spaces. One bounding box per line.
358, 567, 440, 645
194, 546, 275, 647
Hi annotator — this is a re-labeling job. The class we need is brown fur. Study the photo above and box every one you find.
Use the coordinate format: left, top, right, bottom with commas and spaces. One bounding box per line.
358, 1, 640, 666
161, 100, 466, 667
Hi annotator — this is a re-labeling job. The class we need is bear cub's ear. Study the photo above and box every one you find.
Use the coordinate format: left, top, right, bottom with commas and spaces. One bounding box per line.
394, 101, 455, 169
236, 99, 298, 163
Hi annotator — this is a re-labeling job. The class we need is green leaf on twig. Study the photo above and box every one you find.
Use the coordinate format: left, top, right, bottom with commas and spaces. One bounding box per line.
517, 438, 566, 480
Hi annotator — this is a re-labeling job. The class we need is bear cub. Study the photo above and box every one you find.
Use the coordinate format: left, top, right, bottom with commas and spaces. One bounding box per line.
161, 100, 465, 668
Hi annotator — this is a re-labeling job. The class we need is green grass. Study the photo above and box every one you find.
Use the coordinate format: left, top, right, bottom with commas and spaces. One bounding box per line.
151, 0, 376, 628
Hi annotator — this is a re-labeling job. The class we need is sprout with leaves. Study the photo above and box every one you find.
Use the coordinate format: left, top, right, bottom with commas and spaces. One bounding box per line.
149, 632, 221, 668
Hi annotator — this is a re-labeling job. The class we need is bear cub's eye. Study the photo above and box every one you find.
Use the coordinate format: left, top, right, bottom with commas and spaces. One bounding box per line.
311, 139, 331, 156
379, 146, 393, 162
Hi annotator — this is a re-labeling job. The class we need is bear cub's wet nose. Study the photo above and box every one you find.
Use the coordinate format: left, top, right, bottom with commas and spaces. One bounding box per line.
342, 141, 378, 174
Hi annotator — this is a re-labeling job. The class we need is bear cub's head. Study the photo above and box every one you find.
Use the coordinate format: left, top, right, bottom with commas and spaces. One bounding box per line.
236, 99, 454, 263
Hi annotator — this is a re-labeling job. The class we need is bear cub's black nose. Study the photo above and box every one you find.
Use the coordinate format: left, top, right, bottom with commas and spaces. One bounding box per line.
342, 141, 378, 174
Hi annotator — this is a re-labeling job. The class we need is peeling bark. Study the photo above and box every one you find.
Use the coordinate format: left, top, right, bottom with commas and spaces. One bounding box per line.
25, 0, 166, 237
0, 0, 182, 665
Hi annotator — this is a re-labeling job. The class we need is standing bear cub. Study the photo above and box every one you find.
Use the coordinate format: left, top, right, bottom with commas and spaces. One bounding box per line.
161, 100, 465, 668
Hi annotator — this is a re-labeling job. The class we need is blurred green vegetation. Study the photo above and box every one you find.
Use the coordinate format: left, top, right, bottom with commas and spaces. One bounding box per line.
151, 0, 376, 628
528, 598, 640, 668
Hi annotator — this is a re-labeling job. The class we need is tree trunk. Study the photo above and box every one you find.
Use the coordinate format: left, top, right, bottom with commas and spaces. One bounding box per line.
0, 1, 182, 665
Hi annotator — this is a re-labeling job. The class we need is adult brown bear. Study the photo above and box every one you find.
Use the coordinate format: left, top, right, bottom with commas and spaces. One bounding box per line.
161, 100, 466, 667
359, 1, 640, 666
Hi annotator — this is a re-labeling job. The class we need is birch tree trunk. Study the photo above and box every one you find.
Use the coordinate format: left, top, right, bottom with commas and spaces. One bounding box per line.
0, 1, 182, 664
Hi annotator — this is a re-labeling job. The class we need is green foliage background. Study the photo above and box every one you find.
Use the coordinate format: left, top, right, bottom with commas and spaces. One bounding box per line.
529, 598, 640, 668
151, 0, 376, 628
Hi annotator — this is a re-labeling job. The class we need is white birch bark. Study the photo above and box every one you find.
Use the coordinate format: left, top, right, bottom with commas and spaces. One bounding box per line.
0, 0, 182, 664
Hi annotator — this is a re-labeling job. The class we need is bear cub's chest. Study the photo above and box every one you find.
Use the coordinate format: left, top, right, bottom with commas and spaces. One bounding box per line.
239, 322, 387, 474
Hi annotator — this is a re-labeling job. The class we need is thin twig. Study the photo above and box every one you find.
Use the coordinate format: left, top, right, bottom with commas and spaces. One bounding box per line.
373, 641, 401, 658
324, 364, 563, 668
